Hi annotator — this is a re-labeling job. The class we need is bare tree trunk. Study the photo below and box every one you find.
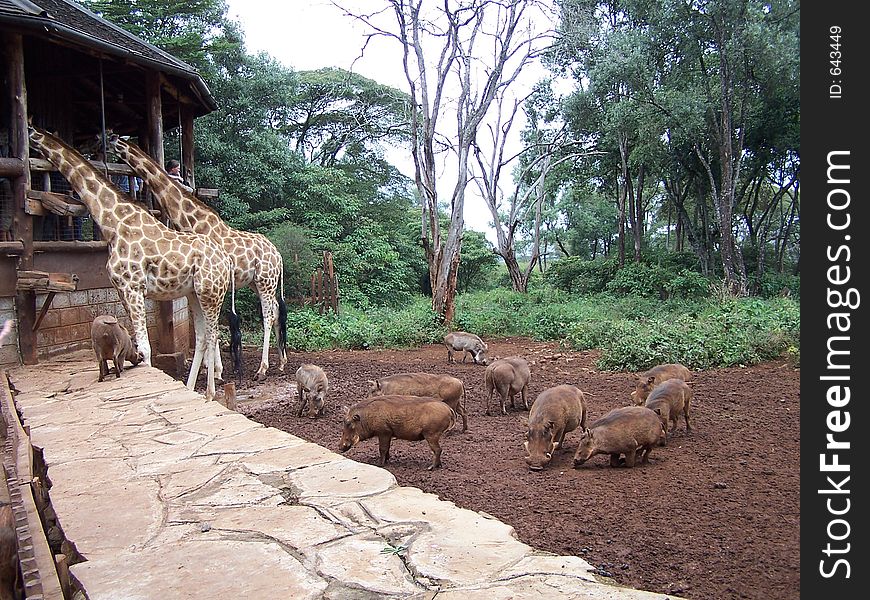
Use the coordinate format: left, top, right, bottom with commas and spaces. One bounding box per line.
616, 171, 627, 267
348, 0, 546, 322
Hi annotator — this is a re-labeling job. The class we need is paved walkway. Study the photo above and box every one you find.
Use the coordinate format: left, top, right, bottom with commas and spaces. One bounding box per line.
6, 351, 680, 599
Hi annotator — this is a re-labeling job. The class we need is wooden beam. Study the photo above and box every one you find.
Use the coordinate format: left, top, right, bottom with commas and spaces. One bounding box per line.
16, 271, 79, 293
26, 191, 88, 217
24, 197, 47, 217
33, 240, 107, 253
33, 292, 57, 331
28, 157, 135, 175
195, 188, 219, 200
0, 157, 24, 177
0, 241, 24, 255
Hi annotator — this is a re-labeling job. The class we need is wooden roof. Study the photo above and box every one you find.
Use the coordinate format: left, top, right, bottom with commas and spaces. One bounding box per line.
0, 0, 217, 118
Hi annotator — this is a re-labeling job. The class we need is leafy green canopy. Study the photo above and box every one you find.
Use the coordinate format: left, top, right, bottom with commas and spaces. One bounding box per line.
82, 0, 429, 307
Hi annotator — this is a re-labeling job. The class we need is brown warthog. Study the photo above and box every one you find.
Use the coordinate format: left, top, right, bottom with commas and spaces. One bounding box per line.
572, 406, 665, 468
368, 372, 468, 431
630, 363, 692, 405
90, 315, 142, 382
338, 396, 456, 470
443, 331, 488, 365
523, 384, 587, 471
644, 378, 692, 444
295, 363, 329, 418
484, 356, 531, 415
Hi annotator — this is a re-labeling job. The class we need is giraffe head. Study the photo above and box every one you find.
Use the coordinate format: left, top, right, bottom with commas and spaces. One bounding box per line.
106, 133, 130, 158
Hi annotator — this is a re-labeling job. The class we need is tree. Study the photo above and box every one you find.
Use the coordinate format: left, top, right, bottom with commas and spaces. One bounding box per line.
552, 0, 799, 295
340, 0, 551, 323
281, 68, 410, 167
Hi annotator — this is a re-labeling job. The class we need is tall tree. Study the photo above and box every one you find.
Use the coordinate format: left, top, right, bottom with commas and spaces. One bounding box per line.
340, 0, 551, 323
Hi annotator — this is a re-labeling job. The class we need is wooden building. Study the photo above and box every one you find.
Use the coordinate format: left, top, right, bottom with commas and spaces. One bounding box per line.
0, 0, 218, 368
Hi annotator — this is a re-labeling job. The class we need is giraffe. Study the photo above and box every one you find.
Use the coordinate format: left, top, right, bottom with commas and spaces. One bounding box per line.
106, 135, 288, 381
28, 126, 232, 401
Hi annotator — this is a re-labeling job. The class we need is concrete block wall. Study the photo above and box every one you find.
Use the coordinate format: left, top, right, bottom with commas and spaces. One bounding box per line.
0, 289, 190, 367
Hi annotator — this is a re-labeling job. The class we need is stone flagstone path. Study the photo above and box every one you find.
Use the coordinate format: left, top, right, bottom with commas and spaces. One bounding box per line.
6, 351, 681, 599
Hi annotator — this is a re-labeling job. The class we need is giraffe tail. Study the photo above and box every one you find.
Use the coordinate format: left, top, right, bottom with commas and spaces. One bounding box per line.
227, 273, 242, 383
275, 265, 287, 354
277, 295, 287, 355
228, 308, 243, 384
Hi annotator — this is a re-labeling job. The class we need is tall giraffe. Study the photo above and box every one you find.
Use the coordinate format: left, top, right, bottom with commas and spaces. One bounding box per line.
29, 126, 232, 401
107, 135, 287, 381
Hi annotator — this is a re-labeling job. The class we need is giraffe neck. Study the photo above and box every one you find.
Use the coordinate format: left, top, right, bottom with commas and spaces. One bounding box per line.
116, 140, 225, 235
30, 129, 126, 235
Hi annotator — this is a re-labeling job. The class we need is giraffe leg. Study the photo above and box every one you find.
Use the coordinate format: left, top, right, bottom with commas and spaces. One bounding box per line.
254, 291, 275, 381
213, 337, 224, 383
120, 290, 152, 366
186, 298, 207, 391
201, 299, 226, 402
204, 320, 217, 401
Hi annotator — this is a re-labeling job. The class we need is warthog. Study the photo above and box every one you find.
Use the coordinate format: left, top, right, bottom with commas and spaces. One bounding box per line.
524, 384, 587, 471
644, 378, 693, 444
630, 363, 692, 405
90, 315, 142, 382
295, 363, 329, 418
484, 356, 531, 415
573, 406, 665, 468
443, 331, 488, 365
338, 395, 456, 470
368, 372, 468, 431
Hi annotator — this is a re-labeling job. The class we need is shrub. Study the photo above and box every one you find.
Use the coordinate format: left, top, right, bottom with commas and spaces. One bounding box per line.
606, 262, 672, 298
545, 256, 618, 294
750, 271, 801, 300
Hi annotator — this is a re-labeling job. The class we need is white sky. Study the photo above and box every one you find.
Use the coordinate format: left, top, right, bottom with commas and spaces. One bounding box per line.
223, 0, 557, 238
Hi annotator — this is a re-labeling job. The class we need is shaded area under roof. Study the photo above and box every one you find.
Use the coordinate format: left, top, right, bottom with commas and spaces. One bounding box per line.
0, 0, 216, 113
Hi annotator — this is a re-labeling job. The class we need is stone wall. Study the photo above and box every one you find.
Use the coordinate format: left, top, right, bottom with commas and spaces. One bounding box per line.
0, 289, 189, 368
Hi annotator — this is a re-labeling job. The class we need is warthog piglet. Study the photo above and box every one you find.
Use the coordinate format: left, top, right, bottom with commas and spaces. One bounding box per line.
295, 363, 329, 418
90, 315, 142, 382
369, 372, 468, 431
443, 331, 488, 365
631, 363, 692, 404
484, 356, 531, 415
573, 406, 665, 468
644, 378, 693, 444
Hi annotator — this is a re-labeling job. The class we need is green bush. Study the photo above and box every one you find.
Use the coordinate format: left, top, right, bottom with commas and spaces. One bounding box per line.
545, 256, 618, 294
606, 262, 672, 297
235, 284, 800, 373
750, 271, 800, 300
664, 269, 713, 299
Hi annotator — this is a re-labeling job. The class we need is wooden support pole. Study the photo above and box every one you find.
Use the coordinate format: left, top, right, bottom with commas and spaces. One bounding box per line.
181, 106, 196, 190
145, 71, 178, 355
0, 157, 24, 177
5, 32, 36, 364
223, 382, 237, 411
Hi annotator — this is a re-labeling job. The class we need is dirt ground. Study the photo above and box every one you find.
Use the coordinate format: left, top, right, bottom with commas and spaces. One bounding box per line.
214, 338, 800, 600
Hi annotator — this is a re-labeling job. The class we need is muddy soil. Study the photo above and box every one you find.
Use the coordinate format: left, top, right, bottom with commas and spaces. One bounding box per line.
210, 338, 800, 600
